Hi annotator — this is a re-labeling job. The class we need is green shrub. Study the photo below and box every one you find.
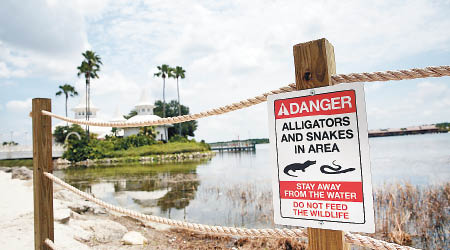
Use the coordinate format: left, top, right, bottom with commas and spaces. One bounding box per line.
53, 124, 87, 144
63, 137, 91, 162
62, 133, 209, 163
110, 141, 210, 158
169, 134, 189, 143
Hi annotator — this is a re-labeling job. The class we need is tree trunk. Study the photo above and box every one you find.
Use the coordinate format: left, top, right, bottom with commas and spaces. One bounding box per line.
65, 95, 68, 117
177, 77, 182, 136
85, 78, 88, 121
162, 77, 167, 141
162, 77, 166, 118
65, 94, 68, 126
85, 76, 90, 139
87, 81, 90, 121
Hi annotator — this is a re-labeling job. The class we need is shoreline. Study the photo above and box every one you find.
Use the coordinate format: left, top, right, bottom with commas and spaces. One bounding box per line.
0, 151, 216, 169
55, 151, 216, 169
0, 168, 300, 249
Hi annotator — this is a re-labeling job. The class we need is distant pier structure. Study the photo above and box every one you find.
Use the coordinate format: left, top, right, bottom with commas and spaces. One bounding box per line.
369, 125, 444, 137
209, 140, 256, 152
0, 144, 64, 160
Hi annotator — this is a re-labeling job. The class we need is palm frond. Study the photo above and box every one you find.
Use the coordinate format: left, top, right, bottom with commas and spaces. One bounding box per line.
56, 84, 78, 97
174, 66, 186, 79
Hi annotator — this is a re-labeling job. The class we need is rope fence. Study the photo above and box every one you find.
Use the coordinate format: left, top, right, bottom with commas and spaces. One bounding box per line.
41, 65, 450, 128
36, 64, 450, 249
44, 172, 418, 250
44, 238, 57, 250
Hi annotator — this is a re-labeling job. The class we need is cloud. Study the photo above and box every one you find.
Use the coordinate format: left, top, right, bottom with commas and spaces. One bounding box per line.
367, 80, 450, 129
0, 62, 27, 78
0, 0, 94, 79
6, 98, 32, 111
69, 69, 148, 121
78, 0, 450, 141
1, 0, 450, 142
411, 81, 448, 101
364, 82, 386, 94
0, 80, 16, 86
0, 0, 87, 56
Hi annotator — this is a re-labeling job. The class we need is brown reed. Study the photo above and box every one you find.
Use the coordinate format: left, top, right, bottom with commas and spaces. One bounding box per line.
202, 182, 449, 249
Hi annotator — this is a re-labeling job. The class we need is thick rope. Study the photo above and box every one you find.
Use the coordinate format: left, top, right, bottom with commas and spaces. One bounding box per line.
44, 238, 57, 250
44, 172, 418, 250
41, 65, 450, 128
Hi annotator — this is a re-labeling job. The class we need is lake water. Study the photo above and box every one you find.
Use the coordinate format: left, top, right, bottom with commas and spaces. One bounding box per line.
55, 133, 450, 227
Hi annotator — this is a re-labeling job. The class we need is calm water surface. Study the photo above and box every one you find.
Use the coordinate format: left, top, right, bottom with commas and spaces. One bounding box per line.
55, 133, 450, 227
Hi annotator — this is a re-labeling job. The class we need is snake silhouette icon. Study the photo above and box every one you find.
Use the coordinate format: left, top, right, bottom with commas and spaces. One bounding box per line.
320, 160, 355, 174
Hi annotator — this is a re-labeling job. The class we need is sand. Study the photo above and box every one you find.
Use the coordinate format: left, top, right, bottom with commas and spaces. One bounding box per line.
0, 170, 304, 249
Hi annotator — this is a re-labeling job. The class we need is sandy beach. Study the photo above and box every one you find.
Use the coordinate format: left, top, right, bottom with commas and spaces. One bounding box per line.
0, 169, 301, 250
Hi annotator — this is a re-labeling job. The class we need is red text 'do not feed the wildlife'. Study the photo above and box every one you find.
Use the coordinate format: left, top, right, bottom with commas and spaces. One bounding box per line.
267, 83, 375, 233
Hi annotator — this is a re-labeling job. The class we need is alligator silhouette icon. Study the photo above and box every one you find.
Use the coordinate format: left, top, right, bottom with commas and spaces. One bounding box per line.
283, 160, 317, 177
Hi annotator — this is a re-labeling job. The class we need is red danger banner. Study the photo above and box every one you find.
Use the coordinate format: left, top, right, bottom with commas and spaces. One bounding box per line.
279, 181, 363, 202
274, 90, 356, 119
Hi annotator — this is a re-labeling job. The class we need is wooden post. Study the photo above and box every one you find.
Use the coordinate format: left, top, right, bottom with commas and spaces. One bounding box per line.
32, 98, 54, 250
293, 38, 349, 250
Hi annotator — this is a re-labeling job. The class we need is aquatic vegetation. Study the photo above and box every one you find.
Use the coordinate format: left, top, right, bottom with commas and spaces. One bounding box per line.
110, 141, 210, 157
201, 182, 448, 249
0, 159, 33, 167
57, 160, 448, 249
373, 182, 449, 249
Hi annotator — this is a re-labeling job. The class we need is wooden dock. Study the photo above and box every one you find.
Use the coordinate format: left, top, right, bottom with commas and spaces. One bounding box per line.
0, 145, 64, 160
368, 125, 445, 137
209, 140, 256, 151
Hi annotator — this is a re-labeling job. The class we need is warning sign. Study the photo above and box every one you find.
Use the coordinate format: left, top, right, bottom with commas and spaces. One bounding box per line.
267, 83, 374, 233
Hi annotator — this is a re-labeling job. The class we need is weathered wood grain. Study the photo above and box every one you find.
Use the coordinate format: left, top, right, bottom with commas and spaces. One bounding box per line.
293, 39, 348, 250
32, 98, 54, 250
294, 38, 336, 90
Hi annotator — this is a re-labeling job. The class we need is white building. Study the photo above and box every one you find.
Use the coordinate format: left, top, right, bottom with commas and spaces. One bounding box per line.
53, 92, 169, 141
68, 93, 111, 138
109, 106, 126, 137
123, 91, 170, 141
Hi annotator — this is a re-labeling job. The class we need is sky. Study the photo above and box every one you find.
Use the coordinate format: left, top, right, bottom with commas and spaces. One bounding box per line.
1, 0, 450, 145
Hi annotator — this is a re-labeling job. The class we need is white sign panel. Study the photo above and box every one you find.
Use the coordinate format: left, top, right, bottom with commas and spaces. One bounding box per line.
267, 83, 374, 233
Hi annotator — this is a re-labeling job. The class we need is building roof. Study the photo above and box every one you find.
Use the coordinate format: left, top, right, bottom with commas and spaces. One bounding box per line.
125, 114, 173, 127
71, 93, 99, 111
53, 117, 112, 139
135, 90, 154, 107
110, 106, 126, 122
126, 114, 161, 123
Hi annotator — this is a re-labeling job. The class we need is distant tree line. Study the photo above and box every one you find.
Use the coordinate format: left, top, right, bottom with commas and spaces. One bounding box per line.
2, 141, 18, 146
250, 138, 270, 144
436, 122, 450, 131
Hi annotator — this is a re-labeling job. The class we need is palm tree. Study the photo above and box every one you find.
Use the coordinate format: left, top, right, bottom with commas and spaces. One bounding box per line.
77, 50, 102, 138
154, 64, 174, 141
173, 66, 186, 136
55, 84, 78, 118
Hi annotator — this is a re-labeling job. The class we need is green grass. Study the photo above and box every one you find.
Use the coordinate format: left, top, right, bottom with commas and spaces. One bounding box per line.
0, 159, 33, 167
0, 142, 211, 167
109, 141, 210, 158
